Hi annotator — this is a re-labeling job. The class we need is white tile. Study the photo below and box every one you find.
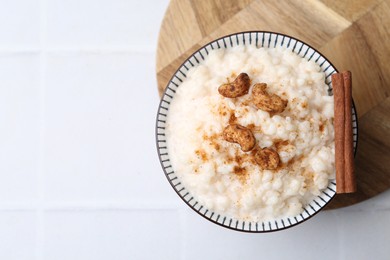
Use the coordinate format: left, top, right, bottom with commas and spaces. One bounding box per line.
0, 53, 40, 202
0, 0, 40, 47
46, 0, 169, 48
368, 190, 390, 209
44, 209, 181, 260
0, 211, 36, 260
338, 209, 390, 260
44, 52, 178, 203
183, 208, 341, 260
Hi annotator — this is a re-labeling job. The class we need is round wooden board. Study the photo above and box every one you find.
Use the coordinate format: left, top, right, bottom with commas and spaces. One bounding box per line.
156, 0, 390, 210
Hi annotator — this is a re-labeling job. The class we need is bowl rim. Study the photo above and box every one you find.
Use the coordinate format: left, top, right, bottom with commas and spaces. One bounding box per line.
156, 30, 359, 233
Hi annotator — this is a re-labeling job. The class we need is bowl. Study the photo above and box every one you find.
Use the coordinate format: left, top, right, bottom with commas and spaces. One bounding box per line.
156, 31, 358, 232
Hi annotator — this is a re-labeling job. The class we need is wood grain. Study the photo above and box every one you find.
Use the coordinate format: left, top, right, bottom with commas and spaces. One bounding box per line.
320, 0, 383, 21
198, 0, 351, 46
156, 0, 203, 72
320, 23, 389, 116
356, 0, 390, 90
156, 0, 390, 209
189, 0, 254, 36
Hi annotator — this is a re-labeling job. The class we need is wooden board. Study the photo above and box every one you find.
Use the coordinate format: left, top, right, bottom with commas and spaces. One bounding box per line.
155, 0, 390, 209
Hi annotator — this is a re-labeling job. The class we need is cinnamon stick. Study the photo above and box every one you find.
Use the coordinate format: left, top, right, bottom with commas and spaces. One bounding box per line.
332, 73, 346, 193
332, 71, 356, 194
343, 71, 356, 193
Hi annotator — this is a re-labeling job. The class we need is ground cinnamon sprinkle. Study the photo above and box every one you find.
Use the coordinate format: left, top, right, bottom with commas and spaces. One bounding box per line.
246, 123, 262, 133
217, 104, 230, 117
274, 154, 304, 171
241, 99, 251, 107
228, 112, 237, 124
233, 166, 247, 175
273, 139, 290, 150
195, 149, 208, 162
319, 122, 325, 132
229, 72, 237, 80
222, 150, 255, 182
247, 124, 255, 130
203, 133, 221, 151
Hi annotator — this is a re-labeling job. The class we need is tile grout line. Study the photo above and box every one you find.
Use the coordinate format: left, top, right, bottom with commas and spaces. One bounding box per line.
0, 201, 181, 211
0, 46, 156, 54
2, 200, 387, 212
36, 0, 47, 259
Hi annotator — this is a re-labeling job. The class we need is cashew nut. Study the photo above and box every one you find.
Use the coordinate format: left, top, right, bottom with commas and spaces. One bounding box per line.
218, 73, 250, 98
252, 83, 287, 113
223, 124, 256, 152
254, 147, 280, 170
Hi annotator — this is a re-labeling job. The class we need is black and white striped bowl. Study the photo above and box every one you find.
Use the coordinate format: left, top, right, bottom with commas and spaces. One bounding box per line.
156, 31, 358, 232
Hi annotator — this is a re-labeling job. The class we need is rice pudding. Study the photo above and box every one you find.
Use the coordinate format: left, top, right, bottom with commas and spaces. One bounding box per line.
165, 45, 335, 222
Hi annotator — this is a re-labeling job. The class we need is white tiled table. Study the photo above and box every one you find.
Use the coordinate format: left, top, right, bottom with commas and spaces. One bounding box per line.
0, 0, 389, 259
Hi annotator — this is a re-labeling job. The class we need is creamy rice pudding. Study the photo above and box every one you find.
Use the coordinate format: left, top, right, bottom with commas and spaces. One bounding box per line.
166, 45, 335, 222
